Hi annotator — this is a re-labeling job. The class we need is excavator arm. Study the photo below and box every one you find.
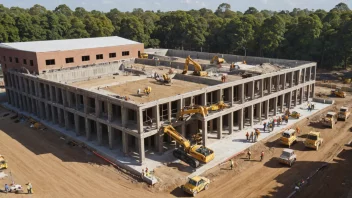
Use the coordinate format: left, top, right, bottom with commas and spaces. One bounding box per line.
183, 56, 207, 76
210, 56, 225, 64
177, 106, 209, 120
163, 125, 191, 150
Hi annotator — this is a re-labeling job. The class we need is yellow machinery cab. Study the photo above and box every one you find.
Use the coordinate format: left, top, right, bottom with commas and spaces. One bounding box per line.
183, 176, 210, 196
304, 131, 323, 150
280, 129, 297, 147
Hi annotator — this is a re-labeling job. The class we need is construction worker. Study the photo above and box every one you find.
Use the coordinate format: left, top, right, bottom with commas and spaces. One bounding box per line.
260, 151, 264, 162
4, 184, 8, 193
26, 183, 32, 194
246, 132, 249, 141
145, 167, 149, 177
296, 126, 300, 134
255, 129, 260, 141
278, 116, 282, 126
247, 150, 252, 160
230, 159, 234, 170
271, 122, 275, 131
284, 115, 289, 123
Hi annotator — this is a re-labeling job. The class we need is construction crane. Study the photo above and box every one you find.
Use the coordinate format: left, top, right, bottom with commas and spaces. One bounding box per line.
162, 125, 215, 168
182, 56, 208, 77
177, 106, 209, 121
210, 55, 226, 64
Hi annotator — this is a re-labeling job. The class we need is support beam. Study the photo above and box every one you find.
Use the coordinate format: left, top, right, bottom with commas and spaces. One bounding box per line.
273, 97, 278, 116
108, 126, 114, 149
74, 114, 80, 136
97, 122, 102, 146
240, 84, 244, 103
168, 102, 172, 122
280, 95, 285, 113
122, 132, 128, 155
229, 112, 234, 134
249, 105, 254, 127
238, 109, 244, 130
288, 91, 293, 109
202, 121, 208, 146
265, 100, 269, 119
138, 137, 145, 165
217, 116, 223, 139
229, 87, 234, 106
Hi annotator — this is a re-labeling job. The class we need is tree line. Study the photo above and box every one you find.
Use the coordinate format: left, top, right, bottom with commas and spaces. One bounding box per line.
0, 3, 351, 69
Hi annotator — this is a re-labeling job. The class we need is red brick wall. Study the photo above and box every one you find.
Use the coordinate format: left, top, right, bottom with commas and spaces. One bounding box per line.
0, 48, 39, 73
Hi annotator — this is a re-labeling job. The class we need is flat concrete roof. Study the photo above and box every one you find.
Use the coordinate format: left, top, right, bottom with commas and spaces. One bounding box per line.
103, 78, 207, 104
0, 36, 140, 53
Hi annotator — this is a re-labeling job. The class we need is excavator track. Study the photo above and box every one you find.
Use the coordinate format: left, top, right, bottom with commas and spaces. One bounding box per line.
173, 149, 200, 168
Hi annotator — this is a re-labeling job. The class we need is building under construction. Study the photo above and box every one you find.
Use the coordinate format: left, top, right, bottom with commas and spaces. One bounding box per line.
0, 37, 316, 165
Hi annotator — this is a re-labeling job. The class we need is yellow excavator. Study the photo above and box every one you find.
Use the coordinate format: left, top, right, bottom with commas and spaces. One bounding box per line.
331, 88, 346, 98
182, 56, 208, 77
139, 52, 148, 59
210, 56, 225, 64
162, 125, 215, 168
155, 73, 171, 84
177, 106, 209, 121
207, 101, 229, 111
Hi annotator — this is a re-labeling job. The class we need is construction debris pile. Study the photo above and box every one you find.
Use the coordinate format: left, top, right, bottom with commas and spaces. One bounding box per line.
247, 63, 282, 74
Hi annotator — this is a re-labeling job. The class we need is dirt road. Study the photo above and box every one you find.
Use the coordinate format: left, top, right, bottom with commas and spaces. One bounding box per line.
181, 88, 352, 198
0, 107, 162, 198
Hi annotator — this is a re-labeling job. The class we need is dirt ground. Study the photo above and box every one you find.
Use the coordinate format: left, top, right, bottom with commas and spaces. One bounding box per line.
0, 107, 165, 198
103, 78, 207, 104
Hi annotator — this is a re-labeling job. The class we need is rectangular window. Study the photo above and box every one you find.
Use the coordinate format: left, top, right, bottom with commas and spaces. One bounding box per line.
9, 57, 12, 62
82, 55, 90, 61
122, 51, 130, 56
96, 54, 103, 60
66, 57, 74, 63
23, 59, 27, 65
30, 60, 33, 66
109, 53, 116, 58
46, 59, 55, 65
15, 58, 18, 63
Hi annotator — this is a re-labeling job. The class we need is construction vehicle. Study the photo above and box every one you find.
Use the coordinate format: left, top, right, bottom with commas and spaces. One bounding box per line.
162, 125, 215, 168
207, 101, 229, 111
138, 86, 152, 97
280, 129, 297, 148
139, 52, 148, 59
331, 88, 346, 98
279, 148, 297, 167
338, 106, 350, 121
182, 56, 208, 77
155, 73, 171, 84
177, 106, 209, 121
322, 112, 338, 128
0, 155, 8, 169
210, 56, 225, 64
290, 111, 301, 119
183, 176, 210, 197
304, 131, 323, 150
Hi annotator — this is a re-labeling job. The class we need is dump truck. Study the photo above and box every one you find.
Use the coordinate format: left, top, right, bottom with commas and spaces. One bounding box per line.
0, 155, 8, 169
331, 88, 346, 98
279, 148, 296, 167
338, 106, 350, 121
322, 112, 337, 128
280, 129, 297, 148
304, 131, 323, 150
183, 176, 210, 197
163, 125, 214, 168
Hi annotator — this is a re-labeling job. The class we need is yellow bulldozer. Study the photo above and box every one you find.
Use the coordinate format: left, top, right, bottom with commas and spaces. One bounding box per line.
207, 101, 229, 111
162, 125, 215, 168
139, 52, 148, 59
183, 56, 208, 77
331, 88, 346, 98
155, 73, 172, 85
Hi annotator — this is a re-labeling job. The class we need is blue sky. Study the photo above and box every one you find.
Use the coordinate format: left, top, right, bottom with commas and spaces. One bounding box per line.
1, 0, 350, 12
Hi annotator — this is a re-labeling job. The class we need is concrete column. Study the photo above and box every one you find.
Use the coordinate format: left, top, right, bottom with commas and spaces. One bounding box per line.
138, 137, 145, 165
217, 89, 222, 102
45, 103, 50, 121
250, 81, 255, 99
256, 102, 262, 123
95, 98, 101, 117
268, 77, 272, 94
201, 93, 207, 106
282, 73, 286, 90
300, 88, 304, 104
202, 121, 208, 146
49, 86, 54, 102
276, 75, 280, 92
74, 114, 80, 136
265, 100, 269, 119
229, 86, 234, 106
302, 68, 306, 84
67, 91, 72, 107
311, 84, 315, 98
153, 105, 160, 128
107, 103, 112, 121
122, 132, 128, 155
137, 108, 143, 133
288, 91, 292, 109
209, 119, 214, 134
273, 97, 278, 116
238, 109, 244, 130
64, 110, 69, 130
121, 106, 128, 127
83, 96, 88, 114
97, 122, 102, 145
260, 79, 264, 97
249, 105, 253, 127
39, 101, 44, 118
27, 97, 32, 113
217, 116, 223, 139
280, 95, 285, 113
58, 108, 63, 126
158, 127, 163, 154
290, 72, 294, 88
51, 106, 56, 124
61, 89, 67, 106
229, 112, 234, 134
308, 67, 312, 81
108, 126, 114, 149
240, 84, 244, 103
168, 102, 172, 122
307, 84, 311, 99
293, 90, 298, 106
177, 98, 184, 116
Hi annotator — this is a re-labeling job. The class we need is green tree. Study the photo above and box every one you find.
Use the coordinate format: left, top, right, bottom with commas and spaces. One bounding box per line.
54, 4, 73, 16
66, 17, 89, 38
260, 15, 286, 56
0, 13, 19, 42
84, 13, 114, 37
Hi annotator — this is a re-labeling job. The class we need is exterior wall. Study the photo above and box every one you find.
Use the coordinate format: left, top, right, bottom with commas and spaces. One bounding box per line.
36, 43, 144, 72
0, 43, 144, 74
0, 48, 39, 73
